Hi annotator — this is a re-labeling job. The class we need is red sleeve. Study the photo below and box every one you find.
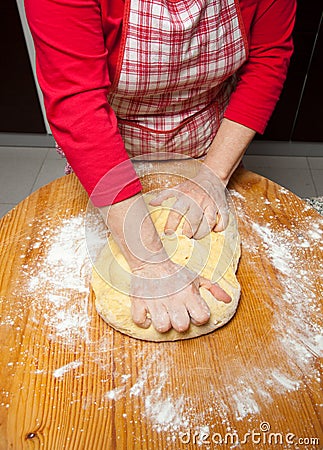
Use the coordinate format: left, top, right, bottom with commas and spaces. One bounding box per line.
25, 0, 142, 207
224, 0, 297, 134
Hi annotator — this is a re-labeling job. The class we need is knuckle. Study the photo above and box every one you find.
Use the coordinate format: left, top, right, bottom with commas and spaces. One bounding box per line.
194, 230, 207, 240
174, 199, 188, 213
215, 223, 224, 231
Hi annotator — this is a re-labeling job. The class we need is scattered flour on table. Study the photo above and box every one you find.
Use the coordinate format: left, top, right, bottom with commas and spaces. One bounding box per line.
21, 212, 106, 345
145, 394, 187, 433
104, 349, 190, 433
137, 192, 323, 435
231, 391, 259, 421
250, 221, 322, 377
1, 193, 322, 437
53, 360, 83, 379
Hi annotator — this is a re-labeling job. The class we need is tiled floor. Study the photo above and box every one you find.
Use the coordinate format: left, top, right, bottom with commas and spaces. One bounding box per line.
0, 146, 66, 218
243, 155, 322, 198
0, 146, 322, 218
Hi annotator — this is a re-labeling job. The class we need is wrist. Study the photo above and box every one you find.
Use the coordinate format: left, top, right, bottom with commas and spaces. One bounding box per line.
132, 255, 175, 275
203, 118, 256, 185
203, 157, 231, 186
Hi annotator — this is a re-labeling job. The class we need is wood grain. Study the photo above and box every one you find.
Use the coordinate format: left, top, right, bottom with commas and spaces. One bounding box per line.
0, 167, 322, 449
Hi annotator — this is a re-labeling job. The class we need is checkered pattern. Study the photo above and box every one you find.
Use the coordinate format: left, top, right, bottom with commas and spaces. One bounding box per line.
55, 142, 73, 174
109, 0, 247, 157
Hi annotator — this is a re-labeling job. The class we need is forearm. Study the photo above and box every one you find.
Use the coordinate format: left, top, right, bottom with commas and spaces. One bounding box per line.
99, 193, 168, 271
25, 0, 141, 205
204, 118, 255, 185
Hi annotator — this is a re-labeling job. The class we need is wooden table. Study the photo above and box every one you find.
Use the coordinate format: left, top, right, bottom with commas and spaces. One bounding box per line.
0, 168, 322, 449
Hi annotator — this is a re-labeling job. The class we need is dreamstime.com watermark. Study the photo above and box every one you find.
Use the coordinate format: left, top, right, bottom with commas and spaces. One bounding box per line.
178, 422, 320, 447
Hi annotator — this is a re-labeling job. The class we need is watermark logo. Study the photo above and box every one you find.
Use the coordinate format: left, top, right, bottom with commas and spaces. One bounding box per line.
178, 422, 320, 447
85, 153, 239, 298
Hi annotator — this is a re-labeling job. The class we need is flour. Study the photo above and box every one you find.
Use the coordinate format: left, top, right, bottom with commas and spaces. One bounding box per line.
251, 223, 295, 274
249, 220, 322, 381
228, 189, 245, 202
131, 360, 190, 432
129, 371, 150, 397
270, 370, 301, 391
133, 161, 155, 177
231, 391, 260, 421
145, 395, 187, 432
104, 386, 127, 401
1, 191, 322, 440
143, 191, 322, 432
27, 214, 104, 292
21, 212, 106, 345
102, 350, 193, 433
53, 360, 83, 379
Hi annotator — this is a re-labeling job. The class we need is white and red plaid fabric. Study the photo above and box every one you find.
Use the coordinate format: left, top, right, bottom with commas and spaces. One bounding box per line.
108, 0, 247, 158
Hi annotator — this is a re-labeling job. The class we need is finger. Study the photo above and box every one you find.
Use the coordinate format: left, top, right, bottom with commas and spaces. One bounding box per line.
199, 276, 231, 303
167, 302, 191, 333
213, 205, 229, 232
148, 302, 172, 333
182, 203, 203, 238
164, 198, 189, 234
185, 293, 211, 326
193, 205, 216, 240
130, 298, 152, 328
149, 189, 177, 206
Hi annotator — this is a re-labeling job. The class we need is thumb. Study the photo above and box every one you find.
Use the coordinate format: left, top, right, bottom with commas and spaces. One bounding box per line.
149, 189, 177, 206
213, 206, 229, 232
198, 276, 231, 303
130, 297, 152, 328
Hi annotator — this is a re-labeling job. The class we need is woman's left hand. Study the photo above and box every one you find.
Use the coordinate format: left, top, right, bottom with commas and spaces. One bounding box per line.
149, 164, 229, 239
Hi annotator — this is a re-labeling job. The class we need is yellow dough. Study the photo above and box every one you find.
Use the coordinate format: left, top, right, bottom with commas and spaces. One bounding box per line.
91, 195, 241, 341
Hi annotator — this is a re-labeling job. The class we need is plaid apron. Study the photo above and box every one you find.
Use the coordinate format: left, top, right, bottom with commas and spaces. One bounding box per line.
108, 0, 248, 157
57, 0, 247, 170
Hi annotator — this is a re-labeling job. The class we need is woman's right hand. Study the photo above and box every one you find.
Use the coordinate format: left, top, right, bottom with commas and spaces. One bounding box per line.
130, 259, 231, 333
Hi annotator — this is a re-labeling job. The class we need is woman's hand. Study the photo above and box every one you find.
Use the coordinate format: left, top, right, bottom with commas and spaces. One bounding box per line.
99, 191, 231, 334
130, 260, 231, 332
149, 164, 229, 239
149, 118, 257, 240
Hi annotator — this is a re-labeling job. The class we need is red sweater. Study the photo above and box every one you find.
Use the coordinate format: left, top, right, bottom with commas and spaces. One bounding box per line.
25, 0, 296, 206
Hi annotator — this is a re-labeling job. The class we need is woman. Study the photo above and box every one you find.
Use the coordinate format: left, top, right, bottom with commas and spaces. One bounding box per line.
25, 0, 296, 334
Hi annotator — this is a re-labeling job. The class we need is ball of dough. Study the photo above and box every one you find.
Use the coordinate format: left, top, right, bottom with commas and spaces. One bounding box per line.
91, 195, 241, 341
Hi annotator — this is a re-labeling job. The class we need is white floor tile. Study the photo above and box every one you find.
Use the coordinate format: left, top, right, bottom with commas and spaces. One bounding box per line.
46, 147, 65, 160
0, 147, 48, 204
249, 167, 317, 197
243, 155, 308, 169
31, 157, 66, 192
247, 141, 323, 157
311, 170, 323, 196
0, 146, 322, 206
308, 157, 323, 170
0, 204, 16, 218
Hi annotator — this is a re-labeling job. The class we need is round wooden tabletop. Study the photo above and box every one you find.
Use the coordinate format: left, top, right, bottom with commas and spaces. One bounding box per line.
0, 167, 322, 449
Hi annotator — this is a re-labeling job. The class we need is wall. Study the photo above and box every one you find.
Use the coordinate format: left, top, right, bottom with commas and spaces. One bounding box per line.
256, 0, 323, 142
0, 0, 46, 134
0, 1, 322, 146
